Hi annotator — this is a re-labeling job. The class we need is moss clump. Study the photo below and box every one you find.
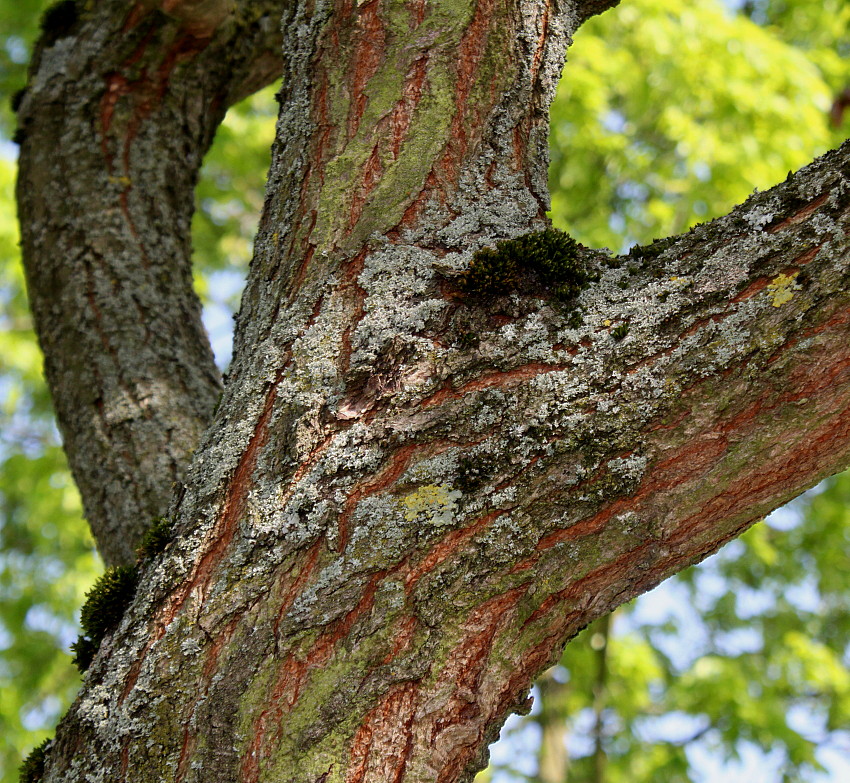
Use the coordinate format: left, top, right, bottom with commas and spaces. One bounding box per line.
459, 246, 521, 297
612, 323, 629, 341
71, 565, 138, 672
10, 88, 26, 114
627, 235, 676, 264
19, 738, 50, 783
70, 635, 99, 672
459, 228, 594, 302
136, 516, 175, 561
40, 1, 78, 46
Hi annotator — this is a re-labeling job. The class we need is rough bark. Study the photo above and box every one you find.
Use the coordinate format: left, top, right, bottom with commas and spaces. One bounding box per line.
16, 0, 286, 565
15, 0, 850, 781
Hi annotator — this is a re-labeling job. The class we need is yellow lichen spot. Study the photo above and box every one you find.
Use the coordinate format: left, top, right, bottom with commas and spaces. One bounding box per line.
603, 319, 612, 327
108, 175, 132, 187
272, 232, 279, 246
400, 484, 460, 525
766, 272, 798, 307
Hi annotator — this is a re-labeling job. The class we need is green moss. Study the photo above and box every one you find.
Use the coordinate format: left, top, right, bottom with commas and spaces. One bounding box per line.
459, 228, 595, 302
136, 516, 175, 561
459, 246, 521, 296
612, 323, 629, 341
70, 635, 99, 672
565, 308, 584, 329
72, 564, 138, 672
627, 235, 676, 264
19, 738, 50, 783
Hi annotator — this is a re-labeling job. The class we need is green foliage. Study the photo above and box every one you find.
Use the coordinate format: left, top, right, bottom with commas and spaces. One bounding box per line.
135, 517, 175, 562
459, 228, 593, 302
549, 0, 847, 250
71, 566, 138, 673
17, 738, 49, 783
0, 0, 54, 136
191, 86, 277, 310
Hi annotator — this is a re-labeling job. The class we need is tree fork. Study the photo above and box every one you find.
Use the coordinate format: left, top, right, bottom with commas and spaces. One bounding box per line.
19, 0, 850, 781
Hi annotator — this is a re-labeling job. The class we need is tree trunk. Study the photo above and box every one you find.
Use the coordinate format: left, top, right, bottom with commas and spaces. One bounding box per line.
15, 0, 850, 781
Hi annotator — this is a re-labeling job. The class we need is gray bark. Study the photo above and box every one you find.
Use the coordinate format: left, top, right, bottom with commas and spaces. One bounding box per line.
15, 0, 850, 780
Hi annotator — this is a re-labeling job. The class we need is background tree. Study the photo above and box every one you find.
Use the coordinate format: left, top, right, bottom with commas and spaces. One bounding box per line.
1, 0, 849, 780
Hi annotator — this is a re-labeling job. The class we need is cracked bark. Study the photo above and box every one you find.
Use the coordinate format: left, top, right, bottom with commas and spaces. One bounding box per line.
15, 0, 850, 780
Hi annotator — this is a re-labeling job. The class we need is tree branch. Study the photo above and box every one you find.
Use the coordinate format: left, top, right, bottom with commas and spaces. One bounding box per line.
16, 0, 286, 564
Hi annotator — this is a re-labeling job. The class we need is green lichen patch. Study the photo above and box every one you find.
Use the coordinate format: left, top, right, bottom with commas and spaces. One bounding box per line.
459, 228, 595, 302
72, 564, 138, 672
136, 516, 175, 561
19, 738, 50, 783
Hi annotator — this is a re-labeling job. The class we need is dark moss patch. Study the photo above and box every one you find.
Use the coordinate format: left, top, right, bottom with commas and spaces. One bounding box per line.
565, 308, 584, 329
72, 565, 138, 672
627, 235, 677, 265
458, 228, 596, 303
136, 516, 175, 561
612, 323, 629, 341
10, 88, 26, 114
19, 738, 50, 783
40, 1, 79, 47
457, 456, 492, 493
70, 635, 99, 672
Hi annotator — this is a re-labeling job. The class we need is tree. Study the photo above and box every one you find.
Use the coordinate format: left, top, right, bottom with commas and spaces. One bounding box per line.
10, 0, 850, 780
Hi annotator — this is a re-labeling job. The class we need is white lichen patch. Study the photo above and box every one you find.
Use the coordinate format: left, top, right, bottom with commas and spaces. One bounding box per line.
606, 454, 649, 485
404, 450, 460, 484
349, 245, 449, 369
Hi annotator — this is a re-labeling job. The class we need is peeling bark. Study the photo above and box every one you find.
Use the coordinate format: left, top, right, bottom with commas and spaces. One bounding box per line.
16, 0, 850, 780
